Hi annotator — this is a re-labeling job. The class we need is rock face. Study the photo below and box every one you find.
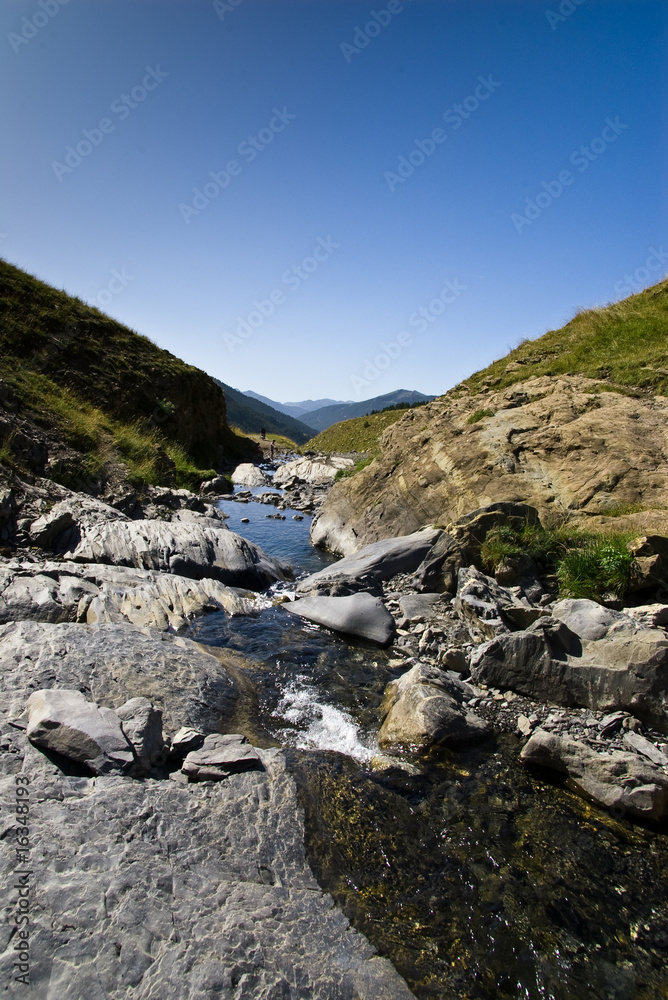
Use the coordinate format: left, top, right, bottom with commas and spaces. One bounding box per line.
181, 733, 263, 781
284, 593, 397, 646
311, 376, 668, 555
470, 612, 668, 731
273, 455, 354, 487
297, 528, 441, 596
231, 463, 269, 487
0, 561, 268, 630
520, 728, 668, 822
378, 663, 489, 750
0, 621, 243, 736
25, 689, 136, 775
64, 520, 290, 590
28, 493, 129, 549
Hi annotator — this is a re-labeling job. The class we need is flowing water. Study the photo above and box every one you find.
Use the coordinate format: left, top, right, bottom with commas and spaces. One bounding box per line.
185, 486, 668, 1000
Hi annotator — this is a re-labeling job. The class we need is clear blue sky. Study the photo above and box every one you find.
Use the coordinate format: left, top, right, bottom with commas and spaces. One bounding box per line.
2, 0, 666, 401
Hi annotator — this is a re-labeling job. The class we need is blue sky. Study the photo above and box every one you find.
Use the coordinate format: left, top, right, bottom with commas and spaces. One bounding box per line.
2, 0, 666, 401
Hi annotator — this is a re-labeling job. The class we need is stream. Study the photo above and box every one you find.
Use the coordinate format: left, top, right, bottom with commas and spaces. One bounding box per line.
186, 483, 668, 1000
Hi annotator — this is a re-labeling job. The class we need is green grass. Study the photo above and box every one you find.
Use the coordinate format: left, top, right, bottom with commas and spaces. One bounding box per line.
480, 523, 635, 601
467, 408, 495, 424
334, 456, 374, 481
462, 278, 668, 397
304, 409, 409, 454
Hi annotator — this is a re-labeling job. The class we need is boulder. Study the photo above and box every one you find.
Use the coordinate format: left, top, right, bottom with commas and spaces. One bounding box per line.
230, 463, 268, 487
114, 696, 165, 773
0, 621, 242, 735
520, 728, 668, 822
199, 474, 233, 496
398, 593, 443, 623
284, 593, 396, 646
551, 598, 637, 640
470, 614, 668, 731
455, 566, 546, 640
297, 528, 442, 597
64, 520, 291, 590
274, 456, 354, 486
378, 663, 489, 750
181, 733, 262, 781
25, 688, 135, 775
624, 604, 668, 629
28, 494, 129, 550
628, 535, 668, 592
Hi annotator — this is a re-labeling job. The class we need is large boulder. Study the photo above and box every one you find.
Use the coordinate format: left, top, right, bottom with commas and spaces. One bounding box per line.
284, 592, 396, 646
274, 455, 354, 486
378, 663, 489, 750
470, 613, 668, 731
551, 598, 637, 640
0, 621, 243, 736
64, 520, 291, 590
28, 493, 129, 550
230, 463, 269, 487
297, 528, 442, 597
520, 728, 668, 823
455, 566, 546, 639
25, 688, 135, 775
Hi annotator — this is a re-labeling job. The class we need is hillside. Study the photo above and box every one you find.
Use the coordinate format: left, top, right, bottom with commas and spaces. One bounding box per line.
311, 280, 668, 555
304, 408, 415, 455
217, 381, 314, 444
305, 389, 434, 432
0, 259, 254, 491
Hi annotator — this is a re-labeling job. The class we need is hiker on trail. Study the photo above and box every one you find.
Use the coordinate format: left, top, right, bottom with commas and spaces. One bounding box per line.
270, 440, 275, 460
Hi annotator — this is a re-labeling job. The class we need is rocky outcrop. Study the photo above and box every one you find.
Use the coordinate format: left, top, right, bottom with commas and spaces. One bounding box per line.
454, 566, 546, 639
520, 728, 668, 822
284, 593, 396, 646
273, 455, 354, 487
64, 520, 290, 590
28, 493, 129, 549
297, 528, 441, 596
378, 663, 489, 750
311, 376, 668, 555
231, 463, 269, 487
470, 612, 668, 731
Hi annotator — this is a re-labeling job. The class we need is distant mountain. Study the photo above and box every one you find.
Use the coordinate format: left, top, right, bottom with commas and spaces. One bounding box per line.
304, 390, 436, 433
215, 381, 315, 445
243, 391, 349, 421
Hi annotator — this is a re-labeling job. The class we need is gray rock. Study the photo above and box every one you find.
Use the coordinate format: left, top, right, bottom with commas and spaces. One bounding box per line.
625, 603, 668, 629
114, 697, 164, 773
628, 534, 668, 592
622, 730, 668, 766
65, 520, 291, 590
169, 726, 206, 757
297, 528, 442, 597
551, 598, 637, 640
378, 663, 489, 750
0, 621, 241, 736
29, 494, 129, 550
181, 733, 262, 781
398, 593, 443, 623
455, 566, 545, 640
470, 615, 668, 732
274, 455, 353, 486
230, 463, 269, 487
520, 728, 668, 822
199, 474, 233, 496
284, 592, 396, 646
26, 688, 135, 775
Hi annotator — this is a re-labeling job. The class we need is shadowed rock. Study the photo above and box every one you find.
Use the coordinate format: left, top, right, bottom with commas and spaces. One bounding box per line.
181, 733, 262, 781
285, 592, 396, 646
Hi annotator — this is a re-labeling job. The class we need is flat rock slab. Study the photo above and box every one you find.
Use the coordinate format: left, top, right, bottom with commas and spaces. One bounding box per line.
284, 592, 396, 646
297, 528, 442, 597
182, 733, 262, 781
398, 593, 443, 622
520, 728, 668, 822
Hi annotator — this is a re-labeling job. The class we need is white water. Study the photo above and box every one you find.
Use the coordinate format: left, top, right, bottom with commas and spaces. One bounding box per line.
272, 674, 378, 763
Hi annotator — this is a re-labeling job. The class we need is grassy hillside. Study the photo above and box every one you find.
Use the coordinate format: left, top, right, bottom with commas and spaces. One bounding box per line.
304, 409, 409, 454
215, 380, 314, 444
462, 278, 668, 398
0, 259, 254, 490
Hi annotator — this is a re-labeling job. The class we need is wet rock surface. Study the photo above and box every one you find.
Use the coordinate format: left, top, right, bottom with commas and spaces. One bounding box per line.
285, 592, 397, 646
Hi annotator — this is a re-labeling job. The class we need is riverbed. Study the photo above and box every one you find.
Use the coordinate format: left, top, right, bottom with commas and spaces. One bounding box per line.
186, 484, 668, 1000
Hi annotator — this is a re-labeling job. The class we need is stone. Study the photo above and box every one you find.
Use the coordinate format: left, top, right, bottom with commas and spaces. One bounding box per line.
297, 528, 442, 597
551, 598, 637, 641
199, 474, 233, 496
230, 463, 268, 487
284, 592, 396, 646
181, 733, 262, 781
65, 520, 291, 590
622, 731, 668, 766
114, 697, 164, 773
517, 714, 534, 737
274, 455, 353, 487
25, 688, 135, 775
398, 593, 443, 622
455, 566, 545, 640
378, 663, 489, 751
520, 728, 668, 822
440, 647, 468, 673
470, 615, 668, 732
625, 603, 668, 629
29, 493, 129, 550
169, 726, 206, 757
628, 535, 668, 592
